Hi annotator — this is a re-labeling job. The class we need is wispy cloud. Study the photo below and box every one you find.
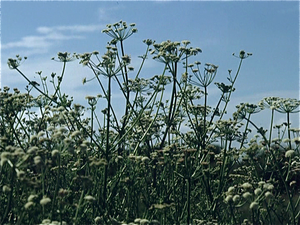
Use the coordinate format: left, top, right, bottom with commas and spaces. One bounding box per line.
37, 24, 103, 34
1, 24, 104, 53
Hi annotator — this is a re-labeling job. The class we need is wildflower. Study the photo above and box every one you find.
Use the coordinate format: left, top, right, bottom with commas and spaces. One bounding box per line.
16, 169, 26, 179
135, 156, 142, 161
292, 137, 300, 144
57, 106, 65, 112
227, 186, 235, 194
84, 195, 96, 202
27, 146, 38, 154
41, 219, 51, 224
285, 150, 295, 158
128, 154, 135, 160
233, 103, 262, 122
2, 185, 11, 193
51, 149, 60, 158
232, 195, 240, 203
102, 21, 137, 42
58, 126, 68, 134
239, 50, 246, 59
254, 188, 262, 196
264, 191, 273, 199
28, 194, 38, 202
122, 54, 131, 64
141, 156, 150, 163
40, 196, 51, 205
134, 218, 141, 223
249, 201, 259, 210
224, 195, 233, 203
282, 138, 290, 143
63, 137, 72, 145
47, 125, 55, 132
114, 155, 123, 163
242, 192, 252, 200
258, 96, 280, 110
263, 183, 274, 191
190, 63, 218, 88
271, 138, 280, 143
34, 156, 42, 165
275, 98, 300, 113
70, 130, 81, 138
140, 219, 150, 225
30, 135, 38, 143
143, 39, 153, 46
24, 201, 34, 210
0, 152, 11, 166
94, 216, 103, 224
7, 56, 23, 69
215, 82, 233, 94
53, 52, 76, 62
232, 50, 252, 59
182, 40, 191, 46
58, 188, 70, 197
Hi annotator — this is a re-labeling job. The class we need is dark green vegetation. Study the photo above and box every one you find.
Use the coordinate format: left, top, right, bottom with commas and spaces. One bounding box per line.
1, 21, 300, 225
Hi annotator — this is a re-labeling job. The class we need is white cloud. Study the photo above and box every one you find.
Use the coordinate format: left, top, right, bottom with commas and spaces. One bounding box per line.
2, 36, 52, 50
1, 24, 104, 54
37, 24, 103, 34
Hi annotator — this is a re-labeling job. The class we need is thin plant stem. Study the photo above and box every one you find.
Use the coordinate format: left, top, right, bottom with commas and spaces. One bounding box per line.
103, 74, 112, 216
287, 112, 292, 149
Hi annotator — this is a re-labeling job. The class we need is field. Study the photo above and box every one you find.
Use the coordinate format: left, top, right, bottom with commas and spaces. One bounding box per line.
1, 21, 299, 225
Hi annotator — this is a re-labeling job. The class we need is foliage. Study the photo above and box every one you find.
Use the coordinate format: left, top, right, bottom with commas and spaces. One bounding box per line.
1, 21, 300, 225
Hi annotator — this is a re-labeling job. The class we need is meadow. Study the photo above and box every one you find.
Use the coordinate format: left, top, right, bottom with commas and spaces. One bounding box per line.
1, 21, 300, 225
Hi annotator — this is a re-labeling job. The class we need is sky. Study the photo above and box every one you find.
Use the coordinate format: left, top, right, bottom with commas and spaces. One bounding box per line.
1, 1, 299, 133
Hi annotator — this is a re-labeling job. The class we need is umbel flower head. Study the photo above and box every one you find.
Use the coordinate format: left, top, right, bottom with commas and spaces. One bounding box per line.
151, 40, 201, 65
190, 63, 218, 88
232, 50, 252, 59
233, 103, 262, 121
7, 55, 27, 69
52, 52, 76, 62
258, 97, 300, 113
102, 20, 137, 43
78, 47, 125, 78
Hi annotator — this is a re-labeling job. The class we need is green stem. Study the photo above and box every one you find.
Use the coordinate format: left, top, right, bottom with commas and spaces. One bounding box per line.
186, 177, 191, 225
103, 74, 112, 216
219, 58, 243, 120
74, 190, 84, 225
160, 62, 177, 149
133, 83, 164, 155
91, 106, 94, 144
287, 112, 292, 149
202, 85, 208, 149
0, 166, 15, 225
239, 113, 251, 149
53, 61, 66, 98
268, 109, 275, 147
51, 154, 61, 220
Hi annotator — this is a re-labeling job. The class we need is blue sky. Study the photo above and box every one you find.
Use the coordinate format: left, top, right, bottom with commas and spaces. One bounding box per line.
1, 1, 299, 130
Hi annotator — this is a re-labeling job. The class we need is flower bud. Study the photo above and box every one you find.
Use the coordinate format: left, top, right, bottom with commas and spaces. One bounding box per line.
250, 201, 259, 210
40, 196, 51, 206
